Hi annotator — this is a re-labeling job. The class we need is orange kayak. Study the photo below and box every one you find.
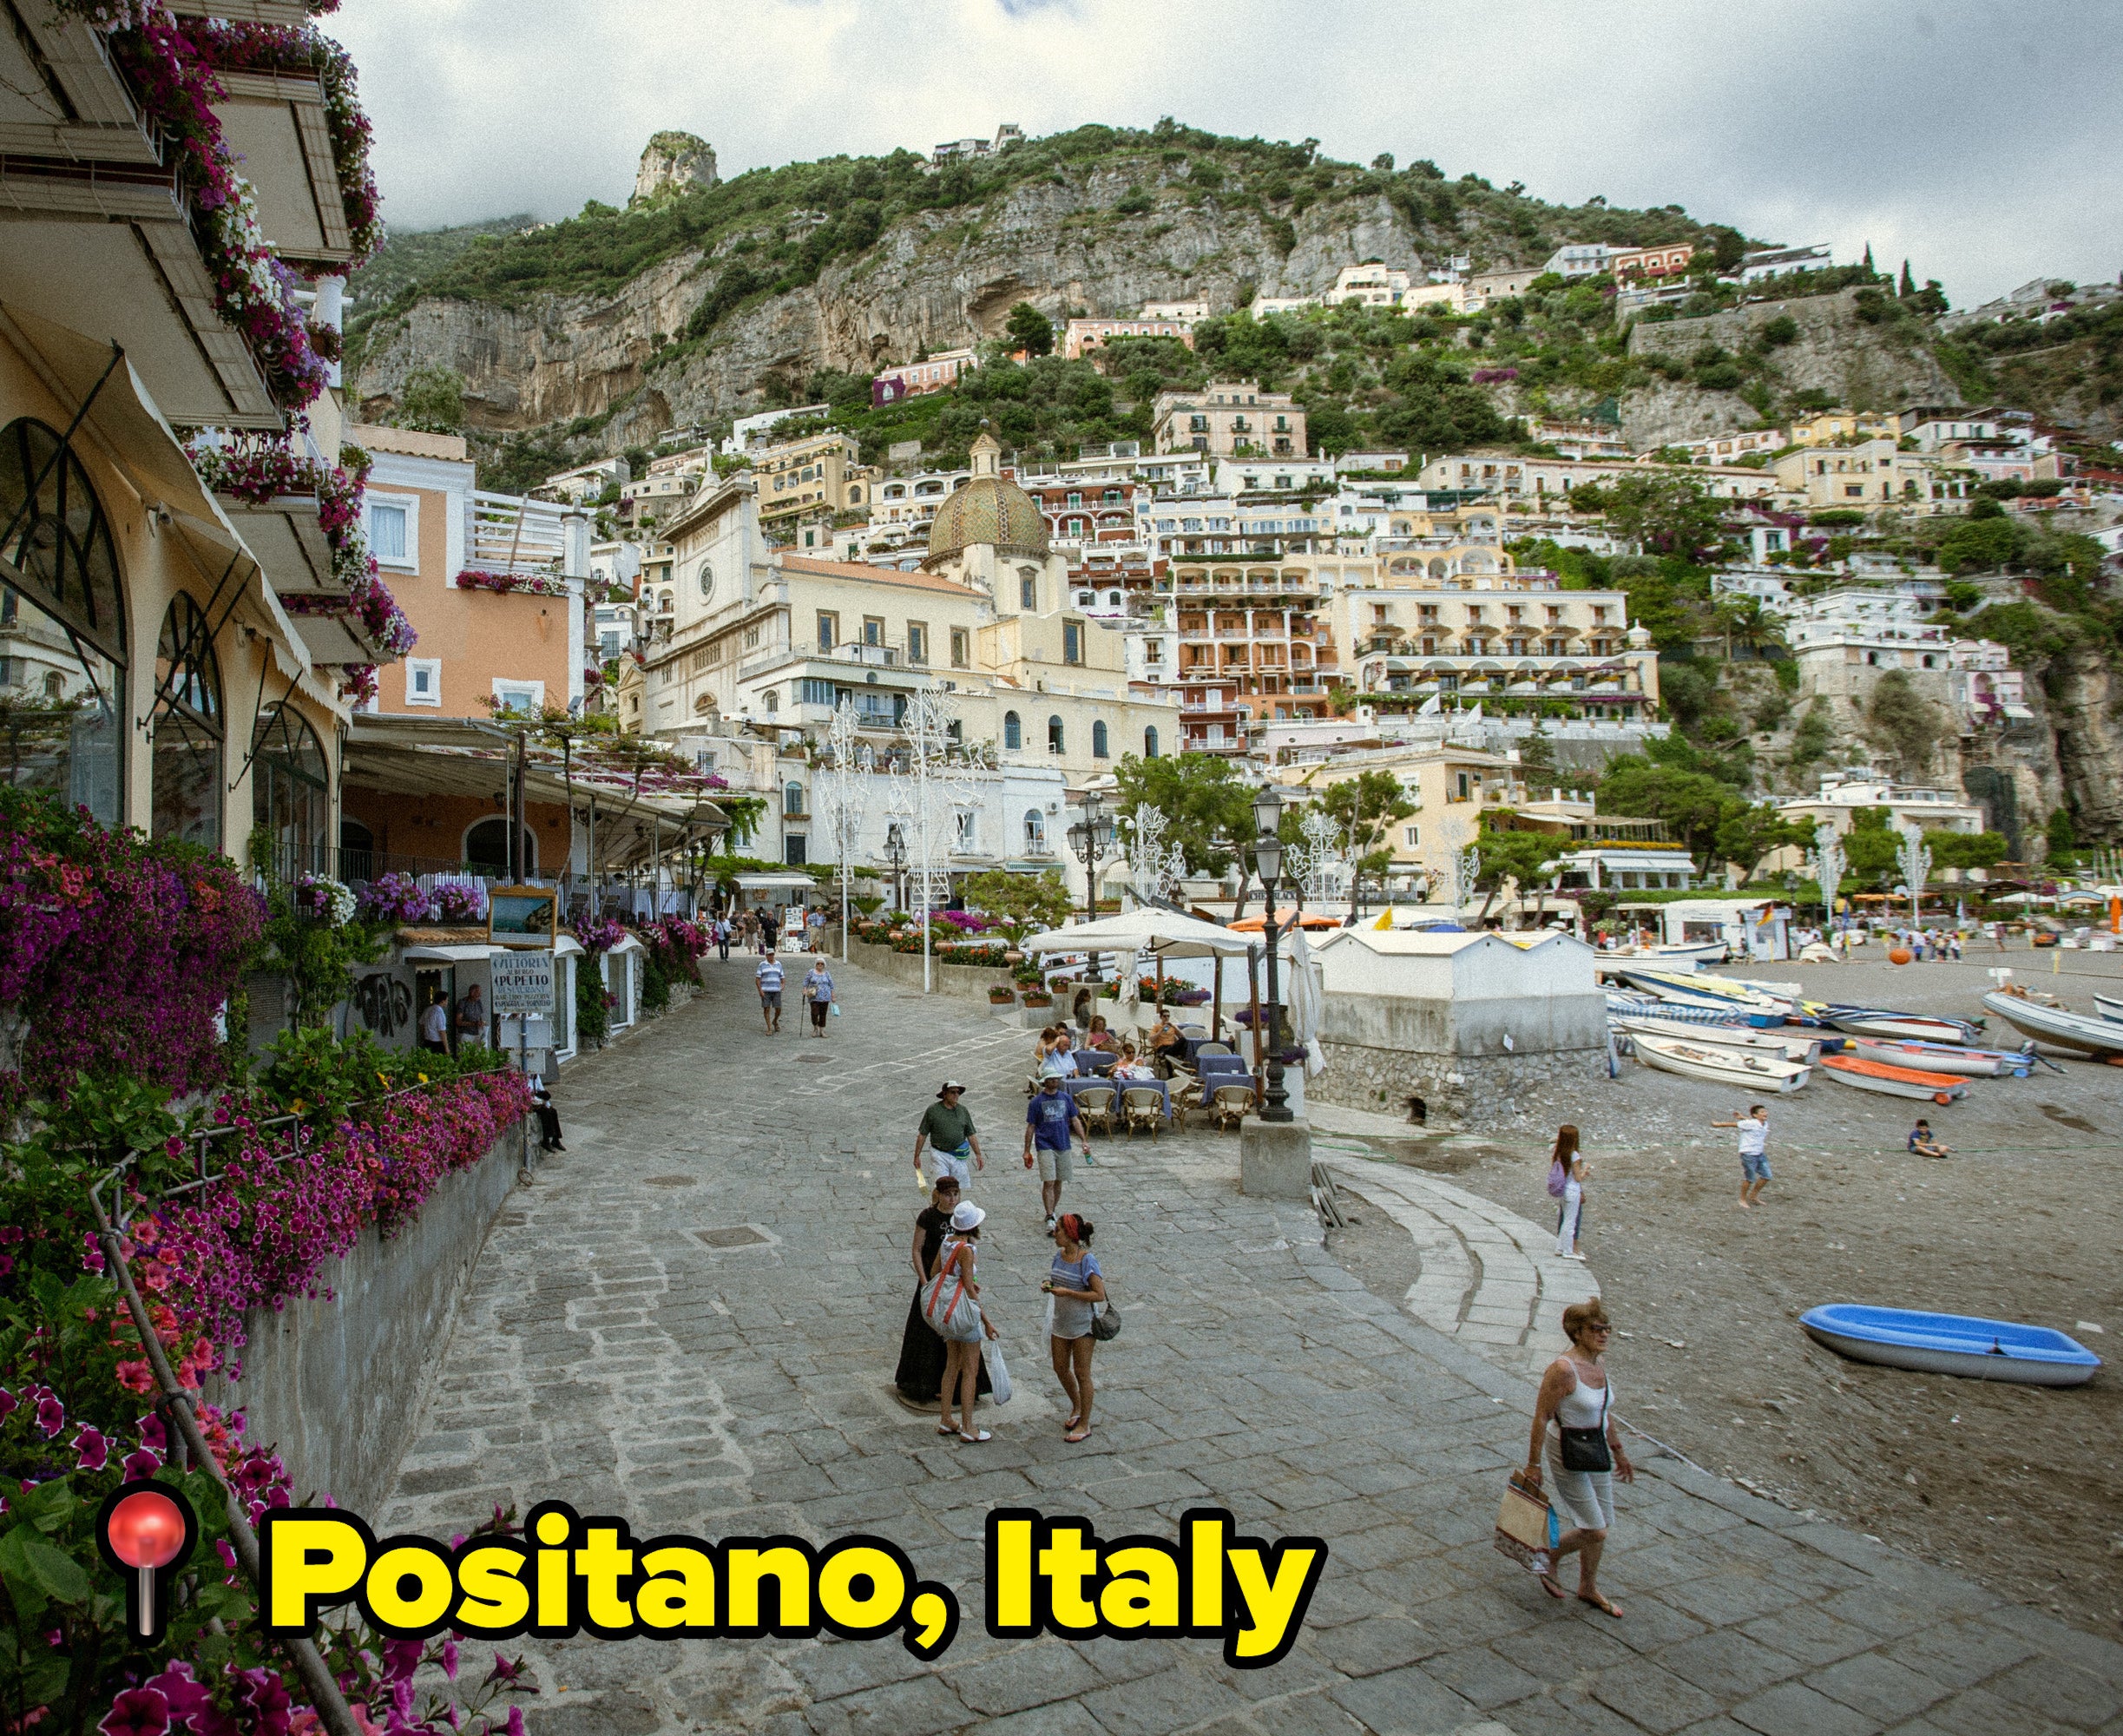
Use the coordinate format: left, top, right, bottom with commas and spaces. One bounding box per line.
1819, 1055, 1967, 1104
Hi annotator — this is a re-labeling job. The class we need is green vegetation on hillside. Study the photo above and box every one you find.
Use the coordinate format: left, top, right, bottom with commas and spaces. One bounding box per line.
354, 119, 1726, 350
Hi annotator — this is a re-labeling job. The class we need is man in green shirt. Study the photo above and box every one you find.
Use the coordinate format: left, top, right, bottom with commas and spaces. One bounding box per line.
913, 1081, 984, 1189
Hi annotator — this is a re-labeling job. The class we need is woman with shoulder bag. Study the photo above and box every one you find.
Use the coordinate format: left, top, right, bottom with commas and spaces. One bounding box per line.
1523, 1297, 1633, 1617
1042, 1213, 1106, 1443
924, 1202, 998, 1443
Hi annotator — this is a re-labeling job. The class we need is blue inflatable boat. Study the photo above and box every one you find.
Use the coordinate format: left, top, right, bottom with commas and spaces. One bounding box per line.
1800, 1305, 2100, 1386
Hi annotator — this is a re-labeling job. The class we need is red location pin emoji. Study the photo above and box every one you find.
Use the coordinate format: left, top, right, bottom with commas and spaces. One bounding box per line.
97, 1483, 196, 1640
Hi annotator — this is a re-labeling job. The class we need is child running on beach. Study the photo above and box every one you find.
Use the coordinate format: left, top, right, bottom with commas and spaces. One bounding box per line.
1711, 1105, 1771, 1208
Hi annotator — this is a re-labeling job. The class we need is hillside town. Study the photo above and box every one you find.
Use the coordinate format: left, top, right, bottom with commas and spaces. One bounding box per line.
5, 23, 2123, 1734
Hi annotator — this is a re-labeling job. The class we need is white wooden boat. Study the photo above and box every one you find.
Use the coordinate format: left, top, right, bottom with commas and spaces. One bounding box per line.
1614, 1015, 1820, 1064
2093, 992, 2123, 1023
1818, 1055, 1967, 1103
1617, 969, 1791, 1022
1851, 1038, 2031, 1078
1982, 991, 2123, 1059
1631, 1033, 1810, 1092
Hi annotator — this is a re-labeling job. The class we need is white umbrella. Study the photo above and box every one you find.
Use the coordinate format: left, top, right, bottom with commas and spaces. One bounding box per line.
1019, 907, 1257, 958
1284, 924, 1326, 1076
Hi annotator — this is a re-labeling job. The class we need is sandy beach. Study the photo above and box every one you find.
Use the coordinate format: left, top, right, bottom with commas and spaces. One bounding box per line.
1340, 946, 2123, 1634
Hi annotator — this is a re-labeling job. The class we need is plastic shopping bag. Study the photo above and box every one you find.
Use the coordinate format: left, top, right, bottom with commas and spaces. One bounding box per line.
982, 1338, 1013, 1405
831, 1001, 842, 1016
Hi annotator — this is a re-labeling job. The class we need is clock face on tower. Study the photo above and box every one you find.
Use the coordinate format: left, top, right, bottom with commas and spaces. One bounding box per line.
696, 559, 714, 601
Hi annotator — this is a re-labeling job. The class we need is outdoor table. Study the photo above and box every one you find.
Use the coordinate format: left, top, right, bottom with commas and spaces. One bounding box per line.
1062, 1073, 1169, 1122
1196, 1053, 1250, 1085
1080, 1050, 1118, 1075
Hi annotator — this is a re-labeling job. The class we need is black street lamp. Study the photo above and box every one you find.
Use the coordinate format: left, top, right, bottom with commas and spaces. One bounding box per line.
1066, 794, 1116, 983
885, 822, 907, 914
1252, 786, 1293, 1122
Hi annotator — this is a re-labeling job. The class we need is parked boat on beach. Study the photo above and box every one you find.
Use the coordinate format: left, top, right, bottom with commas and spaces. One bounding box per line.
1851, 1038, 2034, 1078
2093, 992, 2123, 1023
1800, 1305, 2100, 1387
1982, 991, 2123, 1059
1818, 1054, 1967, 1103
1824, 1009, 1983, 1045
1630, 1032, 1810, 1092
1614, 1015, 1822, 1064
1616, 970, 1790, 1023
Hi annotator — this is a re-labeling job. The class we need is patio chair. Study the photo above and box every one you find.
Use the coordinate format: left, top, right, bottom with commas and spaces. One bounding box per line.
1074, 1083, 1118, 1137
1196, 1041, 1234, 1058
1121, 1086, 1165, 1139
1209, 1084, 1256, 1132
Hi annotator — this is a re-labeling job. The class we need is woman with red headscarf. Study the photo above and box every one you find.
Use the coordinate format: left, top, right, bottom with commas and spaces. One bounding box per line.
1042, 1213, 1108, 1443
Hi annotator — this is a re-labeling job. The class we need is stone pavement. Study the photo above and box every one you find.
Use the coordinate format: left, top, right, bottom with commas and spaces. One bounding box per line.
378, 953, 2123, 1735
1320, 1156, 1588, 1379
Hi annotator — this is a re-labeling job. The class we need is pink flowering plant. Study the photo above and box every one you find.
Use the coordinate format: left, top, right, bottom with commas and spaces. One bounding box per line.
353, 871, 432, 926
0, 789, 264, 1115
454, 569, 571, 599
431, 880, 488, 924
0, 1052, 534, 1729
569, 916, 628, 957
181, 18, 385, 266
103, 18, 331, 411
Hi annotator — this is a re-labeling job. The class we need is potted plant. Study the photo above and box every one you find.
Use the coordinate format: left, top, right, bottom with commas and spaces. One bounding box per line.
989, 984, 1017, 1005
1022, 989, 1053, 1009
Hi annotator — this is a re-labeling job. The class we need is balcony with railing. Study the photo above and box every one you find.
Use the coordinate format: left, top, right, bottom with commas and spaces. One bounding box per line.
463, 490, 571, 586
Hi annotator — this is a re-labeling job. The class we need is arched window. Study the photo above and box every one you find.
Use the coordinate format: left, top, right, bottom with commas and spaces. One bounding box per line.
1020, 569, 1039, 610
1092, 720, 1109, 758
464, 816, 536, 878
1048, 715, 1064, 754
1144, 726, 1160, 759
252, 702, 329, 878
151, 595, 223, 848
785, 780, 805, 816
1024, 809, 1046, 852
1002, 710, 1022, 750
0, 417, 126, 824
339, 816, 375, 883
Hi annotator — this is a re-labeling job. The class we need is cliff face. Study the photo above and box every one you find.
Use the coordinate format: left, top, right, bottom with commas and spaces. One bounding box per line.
353, 177, 1429, 441
1625, 287, 1965, 448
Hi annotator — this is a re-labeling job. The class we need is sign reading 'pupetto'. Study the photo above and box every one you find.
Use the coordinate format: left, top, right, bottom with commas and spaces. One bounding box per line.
260, 1503, 1326, 1666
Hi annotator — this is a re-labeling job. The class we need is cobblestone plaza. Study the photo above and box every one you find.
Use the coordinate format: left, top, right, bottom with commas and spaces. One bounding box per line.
378, 961, 2123, 1735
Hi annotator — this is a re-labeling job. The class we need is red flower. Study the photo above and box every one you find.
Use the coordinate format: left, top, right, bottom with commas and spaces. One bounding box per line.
115, 1360, 155, 1395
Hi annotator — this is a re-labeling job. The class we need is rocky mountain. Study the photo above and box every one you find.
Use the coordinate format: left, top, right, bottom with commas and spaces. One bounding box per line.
345, 122, 1720, 447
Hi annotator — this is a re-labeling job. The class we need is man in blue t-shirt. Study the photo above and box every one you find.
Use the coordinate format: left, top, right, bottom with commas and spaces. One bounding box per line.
1023, 1075, 1088, 1233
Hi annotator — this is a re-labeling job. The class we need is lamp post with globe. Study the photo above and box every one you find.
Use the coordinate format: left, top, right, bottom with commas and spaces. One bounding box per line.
1067, 793, 1116, 986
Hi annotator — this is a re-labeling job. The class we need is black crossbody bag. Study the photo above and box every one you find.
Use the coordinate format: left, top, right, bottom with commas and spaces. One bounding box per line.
1558, 1377, 1613, 1473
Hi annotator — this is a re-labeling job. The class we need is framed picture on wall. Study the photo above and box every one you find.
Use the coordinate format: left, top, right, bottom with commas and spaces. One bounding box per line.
489, 885, 558, 949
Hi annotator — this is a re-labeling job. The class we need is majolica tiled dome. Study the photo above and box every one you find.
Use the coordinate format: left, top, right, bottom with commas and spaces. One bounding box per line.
924, 475, 1050, 567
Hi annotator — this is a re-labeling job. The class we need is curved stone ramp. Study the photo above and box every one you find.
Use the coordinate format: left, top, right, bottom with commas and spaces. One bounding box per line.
1322, 1154, 1598, 1378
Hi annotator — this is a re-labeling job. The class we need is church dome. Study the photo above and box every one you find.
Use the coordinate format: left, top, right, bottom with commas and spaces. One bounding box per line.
924, 476, 1050, 566
922, 425, 1048, 569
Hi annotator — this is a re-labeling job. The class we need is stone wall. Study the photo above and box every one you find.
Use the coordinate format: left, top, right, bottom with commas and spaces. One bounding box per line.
840, 938, 1014, 1004
1306, 986, 1607, 1128
203, 1130, 523, 1513
1310, 1040, 1606, 1129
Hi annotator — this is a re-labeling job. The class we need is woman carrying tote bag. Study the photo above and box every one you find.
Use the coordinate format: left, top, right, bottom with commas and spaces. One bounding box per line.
922, 1202, 999, 1443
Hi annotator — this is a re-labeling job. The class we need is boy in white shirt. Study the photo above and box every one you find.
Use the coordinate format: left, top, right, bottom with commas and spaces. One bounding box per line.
1711, 1105, 1771, 1208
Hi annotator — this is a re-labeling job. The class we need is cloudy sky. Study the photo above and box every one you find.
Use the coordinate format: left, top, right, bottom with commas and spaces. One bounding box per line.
332, 0, 2122, 308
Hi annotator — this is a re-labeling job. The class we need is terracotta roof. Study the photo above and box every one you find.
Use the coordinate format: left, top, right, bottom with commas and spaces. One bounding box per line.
776, 554, 985, 597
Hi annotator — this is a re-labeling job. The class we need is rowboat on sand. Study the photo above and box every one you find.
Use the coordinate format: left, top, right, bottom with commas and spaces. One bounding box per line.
1824, 1009, 1983, 1045
1818, 1054, 1966, 1104
2093, 992, 2123, 1023
1614, 1015, 1821, 1064
1630, 1033, 1810, 1092
1801, 1305, 2100, 1387
1850, 1038, 2033, 1078
1982, 991, 2123, 1060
